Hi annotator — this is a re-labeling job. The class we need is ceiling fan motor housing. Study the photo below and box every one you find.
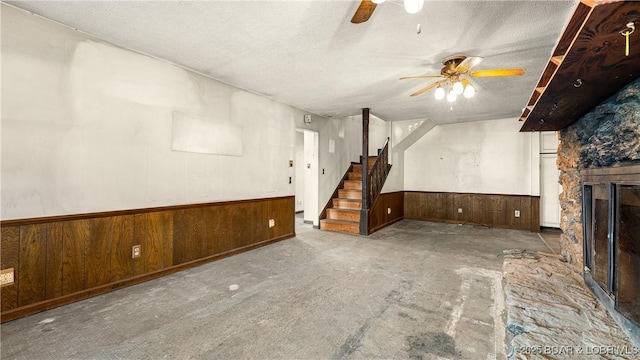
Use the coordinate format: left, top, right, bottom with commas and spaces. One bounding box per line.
441, 55, 467, 76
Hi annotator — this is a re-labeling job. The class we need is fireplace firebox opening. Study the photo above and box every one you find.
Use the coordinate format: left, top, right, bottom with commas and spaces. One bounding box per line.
583, 165, 640, 341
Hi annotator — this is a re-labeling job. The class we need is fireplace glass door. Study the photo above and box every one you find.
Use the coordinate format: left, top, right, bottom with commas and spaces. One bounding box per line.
592, 184, 611, 291
616, 185, 640, 325
583, 165, 640, 334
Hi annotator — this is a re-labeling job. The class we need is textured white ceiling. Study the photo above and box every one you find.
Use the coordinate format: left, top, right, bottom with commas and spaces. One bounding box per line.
5, 0, 579, 123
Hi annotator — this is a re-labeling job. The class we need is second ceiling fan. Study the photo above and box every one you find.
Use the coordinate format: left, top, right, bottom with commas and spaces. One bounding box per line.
400, 55, 526, 100
351, 0, 425, 24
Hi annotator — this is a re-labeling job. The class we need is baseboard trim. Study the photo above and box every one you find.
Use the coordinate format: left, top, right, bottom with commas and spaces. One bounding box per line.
1, 233, 294, 323
369, 216, 404, 234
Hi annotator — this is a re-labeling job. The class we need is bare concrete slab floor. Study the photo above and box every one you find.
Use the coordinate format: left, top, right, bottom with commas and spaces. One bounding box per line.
1, 221, 552, 360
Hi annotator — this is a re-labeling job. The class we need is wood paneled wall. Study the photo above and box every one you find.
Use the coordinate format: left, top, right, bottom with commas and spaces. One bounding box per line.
0, 196, 294, 322
369, 192, 404, 234
404, 191, 540, 232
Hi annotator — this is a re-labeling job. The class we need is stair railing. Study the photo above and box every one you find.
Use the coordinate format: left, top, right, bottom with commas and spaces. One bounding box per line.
368, 137, 390, 208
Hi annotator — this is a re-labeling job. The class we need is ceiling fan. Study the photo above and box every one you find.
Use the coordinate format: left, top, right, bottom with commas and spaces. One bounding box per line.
400, 55, 526, 101
351, 0, 424, 24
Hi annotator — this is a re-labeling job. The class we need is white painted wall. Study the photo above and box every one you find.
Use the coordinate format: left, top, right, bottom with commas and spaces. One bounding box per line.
381, 118, 437, 194
296, 115, 362, 222
294, 131, 305, 212
1, 5, 543, 222
381, 148, 404, 193
404, 118, 535, 195
369, 115, 389, 155
1, 6, 363, 221
303, 131, 319, 224
391, 119, 428, 146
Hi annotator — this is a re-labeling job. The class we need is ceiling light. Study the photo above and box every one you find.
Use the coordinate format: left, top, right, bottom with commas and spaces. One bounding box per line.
404, 0, 424, 14
463, 84, 476, 98
435, 86, 445, 100
452, 81, 464, 95
372, 0, 386, 4
447, 91, 457, 103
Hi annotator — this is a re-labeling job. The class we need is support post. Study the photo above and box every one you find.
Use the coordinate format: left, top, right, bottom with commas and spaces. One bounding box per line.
360, 108, 370, 235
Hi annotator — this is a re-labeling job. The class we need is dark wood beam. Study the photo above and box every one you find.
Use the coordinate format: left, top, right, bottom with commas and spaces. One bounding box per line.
520, 0, 640, 132
360, 108, 370, 235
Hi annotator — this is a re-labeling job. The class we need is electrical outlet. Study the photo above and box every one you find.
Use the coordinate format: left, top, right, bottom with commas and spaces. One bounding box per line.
269, 219, 275, 228
387, 207, 392, 215
132, 245, 141, 259
0, 268, 15, 286
458, 208, 463, 213
514, 210, 521, 218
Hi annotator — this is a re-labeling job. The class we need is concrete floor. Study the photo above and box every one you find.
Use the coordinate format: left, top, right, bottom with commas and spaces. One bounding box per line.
1, 220, 555, 360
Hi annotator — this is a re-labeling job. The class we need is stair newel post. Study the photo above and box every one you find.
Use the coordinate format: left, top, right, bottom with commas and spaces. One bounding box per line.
360, 108, 370, 235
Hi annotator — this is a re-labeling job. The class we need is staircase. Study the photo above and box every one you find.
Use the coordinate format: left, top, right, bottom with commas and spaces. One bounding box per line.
320, 156, 377, 234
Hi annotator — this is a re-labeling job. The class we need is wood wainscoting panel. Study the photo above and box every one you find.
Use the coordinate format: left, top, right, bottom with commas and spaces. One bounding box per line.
1, 196, 294, 322
18, 224, 47, 307
232, 202, 266, 249
269, 197, 295, 240
86, 217, 113, 289
171, 209, 190, 266
111, 215, 135, 282
1, 226, 20, 311
404, 191, 540, 232
139, 211, 172, 273
211, 205, 233, 255
62, 220, 88, 296
530, 197, 541, 233
453, 194, 469, 222
369, 192, 404, 234
45, 223, 64, 299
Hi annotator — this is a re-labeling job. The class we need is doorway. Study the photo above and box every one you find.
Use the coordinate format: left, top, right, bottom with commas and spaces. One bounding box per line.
541, 153, 561, 228
295, 129, 319, 228
540, 132, 561, 228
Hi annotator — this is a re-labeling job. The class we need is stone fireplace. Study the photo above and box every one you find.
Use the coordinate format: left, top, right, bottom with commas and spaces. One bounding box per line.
557, 77, 640, 343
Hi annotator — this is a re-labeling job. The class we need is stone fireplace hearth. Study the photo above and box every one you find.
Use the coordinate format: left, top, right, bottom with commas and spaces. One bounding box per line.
557, 77, 640, 345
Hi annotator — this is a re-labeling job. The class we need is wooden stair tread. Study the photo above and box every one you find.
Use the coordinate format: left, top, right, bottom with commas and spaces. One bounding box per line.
335, 198, 361, 203
338, 189, 361, 199
327, 208, 361, 220
320, 218, 360, 234
321, 153, 387, 235
321, 219, 359, 225
328, 208, 359, 213
343, 180, 362, 190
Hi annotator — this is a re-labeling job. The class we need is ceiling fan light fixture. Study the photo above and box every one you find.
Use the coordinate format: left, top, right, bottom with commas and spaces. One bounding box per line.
435, 86, 445, 100
372, 0, 386, 4
463, 84, 476, 98
447, 91, 457, 103
452, 81, 464, 95
404, 0, 424, 14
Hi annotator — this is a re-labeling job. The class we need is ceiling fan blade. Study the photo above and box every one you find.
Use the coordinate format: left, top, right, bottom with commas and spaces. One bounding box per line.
400, 75, 443, 80
410, 81, 442, 97
470, 68, 526, 77
455, 56, 483, 73
351, 0, 377, 24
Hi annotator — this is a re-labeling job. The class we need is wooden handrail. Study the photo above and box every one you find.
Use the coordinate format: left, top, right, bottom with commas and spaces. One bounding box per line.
368, 137, 390, 207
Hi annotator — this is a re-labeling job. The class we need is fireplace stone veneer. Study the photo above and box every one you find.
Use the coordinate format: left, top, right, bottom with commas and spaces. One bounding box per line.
558, 77, 640, 345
